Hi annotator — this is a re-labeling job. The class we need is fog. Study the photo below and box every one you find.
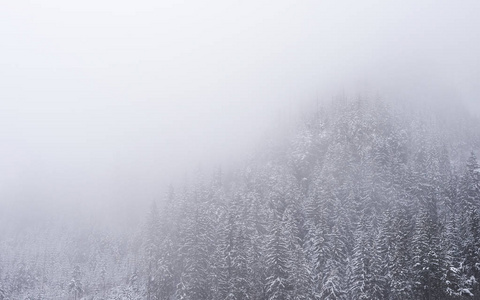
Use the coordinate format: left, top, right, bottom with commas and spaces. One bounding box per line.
1, 0, 480, 227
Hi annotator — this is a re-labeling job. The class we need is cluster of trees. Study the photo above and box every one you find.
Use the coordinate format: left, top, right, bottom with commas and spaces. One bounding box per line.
0, 224, 143, 299
1, 97, 480, 299
145, 98, 480, 300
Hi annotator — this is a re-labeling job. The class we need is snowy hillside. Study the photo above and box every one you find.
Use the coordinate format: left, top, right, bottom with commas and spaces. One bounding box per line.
1, 96, 480, 300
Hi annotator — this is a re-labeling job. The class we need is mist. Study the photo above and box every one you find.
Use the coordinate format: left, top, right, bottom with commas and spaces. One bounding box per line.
4, 2, 480, 299
1, 0, 480, 227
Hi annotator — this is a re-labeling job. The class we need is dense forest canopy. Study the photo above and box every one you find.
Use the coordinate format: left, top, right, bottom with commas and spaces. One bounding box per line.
1, 96, 480, 300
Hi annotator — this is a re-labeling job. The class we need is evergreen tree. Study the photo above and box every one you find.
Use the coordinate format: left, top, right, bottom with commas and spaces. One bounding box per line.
68, 265, 83, 300
349, 216, 383, 300
177, 184, 215, 300
412, 205, 444, 300
390, 205, 415, 299
320, 223, 348, 300
442, 211, 465, 297
459, 153, 480, 298
265, 215, 292, 300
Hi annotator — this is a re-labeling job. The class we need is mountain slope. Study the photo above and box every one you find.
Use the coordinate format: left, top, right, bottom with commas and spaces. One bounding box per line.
1, 96, 480, 300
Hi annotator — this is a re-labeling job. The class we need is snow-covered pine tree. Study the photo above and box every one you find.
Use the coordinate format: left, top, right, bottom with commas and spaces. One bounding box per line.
412, 204, 444, 300
264, 214, 292, 300
458, 153, 480, 298
319, 222, 348, 300
349, 215, 383, 300
177, 176, 216, 300
390, 204, 415, 299
68, 265, 83, 300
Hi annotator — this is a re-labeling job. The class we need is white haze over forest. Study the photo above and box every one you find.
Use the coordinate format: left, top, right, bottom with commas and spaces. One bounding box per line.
1, 1, 480, 228
3, 2, 480, 300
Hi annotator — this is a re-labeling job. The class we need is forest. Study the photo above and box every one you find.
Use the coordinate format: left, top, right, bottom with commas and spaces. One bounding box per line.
1, 97, 480, 300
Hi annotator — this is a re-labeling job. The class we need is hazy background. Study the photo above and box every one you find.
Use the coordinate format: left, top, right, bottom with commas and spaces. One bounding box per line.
1, 0, 479, 228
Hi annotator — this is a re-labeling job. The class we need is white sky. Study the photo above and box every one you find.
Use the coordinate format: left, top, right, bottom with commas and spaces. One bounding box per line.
1, 0, 480, 225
